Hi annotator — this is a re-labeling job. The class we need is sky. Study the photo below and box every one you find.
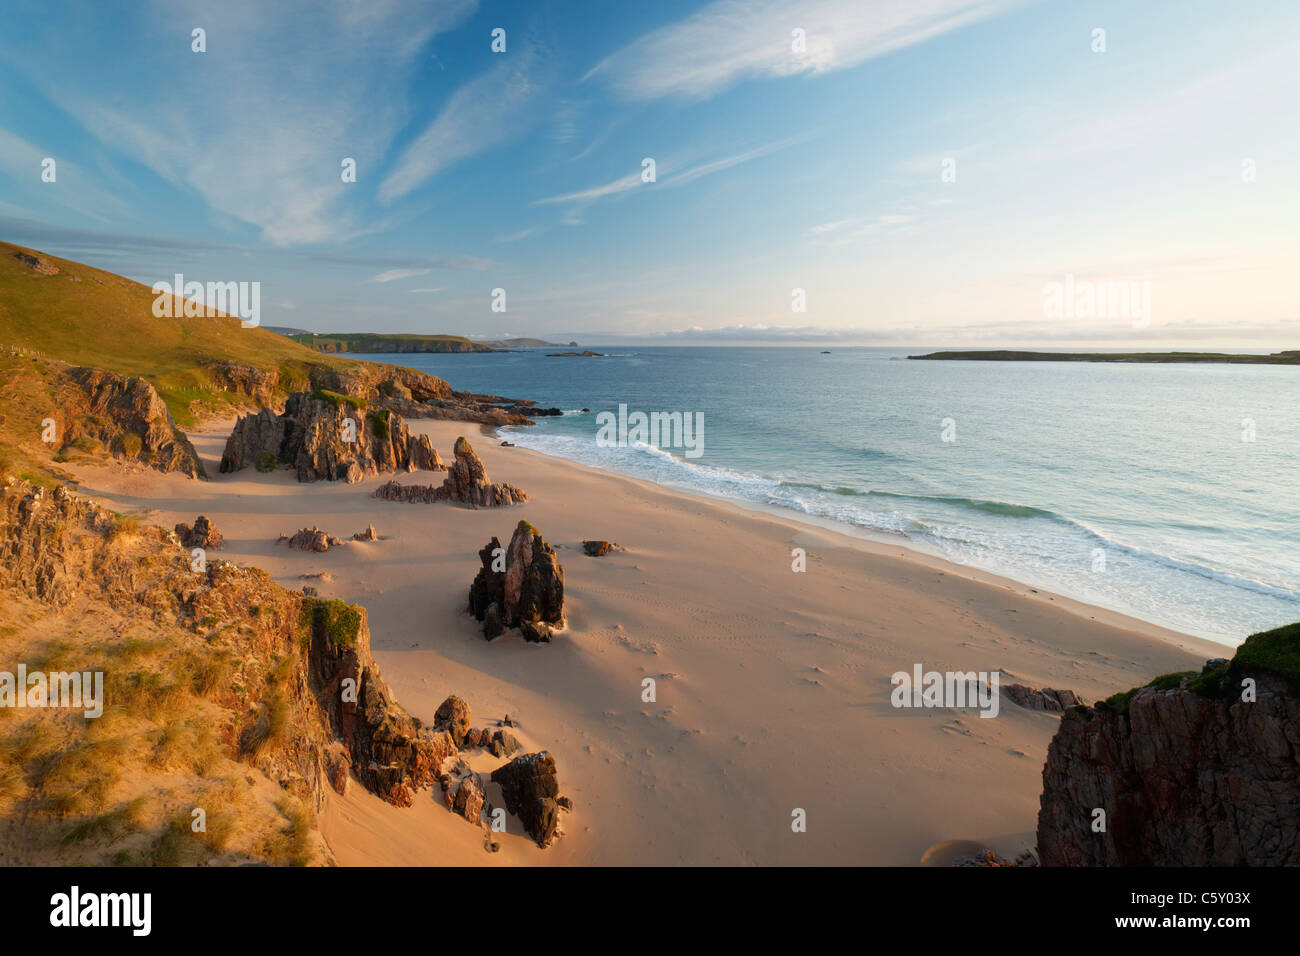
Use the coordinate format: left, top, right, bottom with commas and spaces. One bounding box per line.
0, 0, 1297, 347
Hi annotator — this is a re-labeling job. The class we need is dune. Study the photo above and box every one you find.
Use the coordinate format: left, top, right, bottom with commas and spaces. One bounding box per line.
62, 420, 1223, 865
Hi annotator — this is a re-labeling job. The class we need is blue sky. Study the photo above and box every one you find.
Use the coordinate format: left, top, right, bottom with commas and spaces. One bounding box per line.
1, 0, 1297, 346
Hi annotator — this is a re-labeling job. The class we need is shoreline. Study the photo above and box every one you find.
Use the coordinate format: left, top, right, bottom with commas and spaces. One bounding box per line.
488, 422, 1242, 648
59, 418, 1226, 865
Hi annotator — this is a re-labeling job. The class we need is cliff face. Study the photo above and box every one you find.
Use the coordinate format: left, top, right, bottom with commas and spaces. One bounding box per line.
1037, 623, 1300, 866
0, 356, 205, 478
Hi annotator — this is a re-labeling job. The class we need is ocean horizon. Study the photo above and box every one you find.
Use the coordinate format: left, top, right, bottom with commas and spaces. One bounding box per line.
355, 346, 1300, 645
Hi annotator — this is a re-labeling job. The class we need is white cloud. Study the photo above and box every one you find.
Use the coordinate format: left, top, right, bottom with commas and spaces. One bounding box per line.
368, 268, 431, 283
535, 138, 798, 208
1, 0, 478, 244
586, 0, 1022, 100
378, 50, 542, 203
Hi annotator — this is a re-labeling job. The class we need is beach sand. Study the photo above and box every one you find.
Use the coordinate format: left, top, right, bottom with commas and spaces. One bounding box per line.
64, 420, 1224, 865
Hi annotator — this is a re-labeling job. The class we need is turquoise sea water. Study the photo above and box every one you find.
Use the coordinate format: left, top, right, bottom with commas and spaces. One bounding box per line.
354, 347, 1300, 644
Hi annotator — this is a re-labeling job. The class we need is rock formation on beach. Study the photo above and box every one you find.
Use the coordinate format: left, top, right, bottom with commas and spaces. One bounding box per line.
174, 515, 223, 550
1036, 622, 1300, 866
440, 437, 527, 506
468, 521, 565, 641
582, 540, 622, 556
281, 526, 343, 552
372, 437, 527, 507
220, 392, 443, 482
492, 751, 565, 847
1001, 683, 1085, 713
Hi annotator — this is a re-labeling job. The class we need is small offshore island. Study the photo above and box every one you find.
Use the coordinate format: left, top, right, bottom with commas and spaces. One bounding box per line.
909, 349, 1300, 364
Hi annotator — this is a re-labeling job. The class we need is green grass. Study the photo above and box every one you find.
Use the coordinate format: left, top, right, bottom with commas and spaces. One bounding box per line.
302, 598, 363, 648
1094, 621, 1300, 715
0, 241, 357, 422
310, 388, 366, 411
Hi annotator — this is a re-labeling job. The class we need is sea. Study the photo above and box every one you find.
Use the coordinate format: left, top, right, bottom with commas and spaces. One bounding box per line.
352, 347, 1300, 645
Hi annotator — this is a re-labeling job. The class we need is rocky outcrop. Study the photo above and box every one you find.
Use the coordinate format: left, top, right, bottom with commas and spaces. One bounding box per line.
582, 540, 622, 557
371, 437, 526, 507
14, 251, 59, 275
491, 751, 564, 847
352, 523, 378, 542
1002, 683, 1085, 713
308, 364, 560, 427
282, 527, 343, 552
438, 437, 527, 507
468, 521, 565, 641
372, 480, 441, 503
220, 392, 443, 482
39, 363, 206, 477
1036, 624, 1300, 866
203, 362, 280, 405
434, 695, 472, 747
174, 515, 223, 550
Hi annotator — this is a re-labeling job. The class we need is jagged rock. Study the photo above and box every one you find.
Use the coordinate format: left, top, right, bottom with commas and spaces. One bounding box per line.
520, 620, 554, 643
14, 251, 59, 274
491, 751, 561, 847
174, 515, 224, 550
468, 522, 564, 641
465, 728, 484, 748
434, 696, 471, 746
487, 729, 522, 758
203, 362, 280, 405
352, 523, 378, 542
57, 365, 205, 477
1002, 683, 1085, 713
452, 774, 485, 824
220, 392, 444, 482
582, 540, 621, 556
483, 603, 504, 640
372, 480, 441, 503
557, 795, 573, 812
1037, 628, 1300, 866
438, 437, 527, 507
285, 526, 343, 552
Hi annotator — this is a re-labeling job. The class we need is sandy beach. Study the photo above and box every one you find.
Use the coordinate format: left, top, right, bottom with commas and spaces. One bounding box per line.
63, 420, 1224, 866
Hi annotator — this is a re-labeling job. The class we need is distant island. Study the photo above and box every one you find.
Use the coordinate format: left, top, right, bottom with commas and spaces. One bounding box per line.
909, 350, 1300, 365
547, 350, 605, 357
265, 330, 576, 354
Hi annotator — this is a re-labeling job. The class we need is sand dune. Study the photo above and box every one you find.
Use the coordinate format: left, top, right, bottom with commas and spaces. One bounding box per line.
65, 421, 1222, 865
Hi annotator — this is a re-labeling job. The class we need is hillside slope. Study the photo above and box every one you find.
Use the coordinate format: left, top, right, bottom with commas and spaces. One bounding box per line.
0, 242, 354, 423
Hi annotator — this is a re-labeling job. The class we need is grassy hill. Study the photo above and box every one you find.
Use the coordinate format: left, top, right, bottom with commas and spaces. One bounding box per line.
0, 242, 354, 423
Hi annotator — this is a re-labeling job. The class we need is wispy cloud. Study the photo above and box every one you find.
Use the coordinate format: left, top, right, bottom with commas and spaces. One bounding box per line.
0, 0, 478, 244
368, 268, 431, 283
586, 0, 1021, 100
534, 138, 799, 208
378, 50, 543, 203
